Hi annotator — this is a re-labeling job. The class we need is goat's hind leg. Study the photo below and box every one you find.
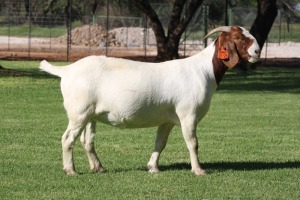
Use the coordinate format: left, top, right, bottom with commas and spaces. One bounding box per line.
147, 123, 174, 173
61, 121, 84, 175
80, 120, 105, 173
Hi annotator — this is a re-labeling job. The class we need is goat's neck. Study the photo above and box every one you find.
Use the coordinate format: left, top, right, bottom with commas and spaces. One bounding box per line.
211, 47, 229, 85
192, 43, 229, 86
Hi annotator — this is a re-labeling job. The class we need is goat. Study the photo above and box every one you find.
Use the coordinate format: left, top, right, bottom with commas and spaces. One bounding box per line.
39, 26, 260, 175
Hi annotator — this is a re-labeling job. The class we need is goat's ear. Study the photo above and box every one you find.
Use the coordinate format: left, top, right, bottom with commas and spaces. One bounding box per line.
217, 33, 239, 68
222, 42, 239, 68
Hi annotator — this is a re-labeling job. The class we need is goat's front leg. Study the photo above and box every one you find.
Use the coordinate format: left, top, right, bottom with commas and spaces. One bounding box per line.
80, 120, 105, 173
147, 123, 174, 173
181, 117, 205, 176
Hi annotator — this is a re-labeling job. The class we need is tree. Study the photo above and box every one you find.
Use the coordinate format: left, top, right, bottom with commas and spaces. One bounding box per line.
130, 0, 278, 61
280, 0, 300, 18
130, 0, 204, 61
250, 0, 278, 48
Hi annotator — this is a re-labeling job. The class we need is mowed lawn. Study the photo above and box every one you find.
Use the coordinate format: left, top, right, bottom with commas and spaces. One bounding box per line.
0, 60, 299, 199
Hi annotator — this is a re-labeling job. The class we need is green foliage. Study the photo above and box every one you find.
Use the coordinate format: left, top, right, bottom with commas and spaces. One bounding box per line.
0, 60, 300, 199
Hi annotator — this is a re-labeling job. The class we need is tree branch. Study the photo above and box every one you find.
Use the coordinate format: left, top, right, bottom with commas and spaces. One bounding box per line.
250, 0, 278, 48
280, 0, 300, 18
129, 0, 166, 42
168, 0, 203, 40
168, 0, 186, 36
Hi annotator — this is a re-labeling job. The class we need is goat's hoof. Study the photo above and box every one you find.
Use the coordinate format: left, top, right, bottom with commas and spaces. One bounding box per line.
192, 168, 206, 176
148, 168, 159, 173
64, 169, 78, 175
92, 167, 106, 173
147, 164, 159, 173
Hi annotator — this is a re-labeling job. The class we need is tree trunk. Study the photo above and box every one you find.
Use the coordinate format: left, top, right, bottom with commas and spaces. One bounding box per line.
250, 0, 278, 49
131, 0, 203, 61
155, 34, 181, 61
24, 0, 32, 23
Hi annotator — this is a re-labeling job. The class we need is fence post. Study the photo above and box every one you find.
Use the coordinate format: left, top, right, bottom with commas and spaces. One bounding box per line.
225, 0, 228, 26
203, 5, 209, 47
67, 0, 72, 62
50, 14, 52, 51
28, 0, 32, 60
264, 38, 268, 64
8, 3, 11, 51
228, 8, 232, 25
278, 9, 281, 45
89, 18, 91, 52
106, 0, 109, 56
144, 15, 147, 60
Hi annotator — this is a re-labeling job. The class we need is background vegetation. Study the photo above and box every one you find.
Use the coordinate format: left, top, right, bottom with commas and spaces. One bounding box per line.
0, 0, 299, 42
0, 60, 299, 199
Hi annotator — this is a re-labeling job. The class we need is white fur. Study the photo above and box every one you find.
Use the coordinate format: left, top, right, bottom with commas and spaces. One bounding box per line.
240, 27, 260, 63
42, 45, 217, 128
39, 27, 259, 175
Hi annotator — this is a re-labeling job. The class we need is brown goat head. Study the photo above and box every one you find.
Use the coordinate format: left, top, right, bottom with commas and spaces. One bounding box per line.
205, 26, 260, 69
205, 26, 260, 84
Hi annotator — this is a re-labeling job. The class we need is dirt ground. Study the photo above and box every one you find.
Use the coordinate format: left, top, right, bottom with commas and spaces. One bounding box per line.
0, 36, 299, 76
1, 36, 299, 60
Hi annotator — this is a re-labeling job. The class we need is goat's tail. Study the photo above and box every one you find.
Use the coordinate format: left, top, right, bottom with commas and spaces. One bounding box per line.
39, 60, 66, 77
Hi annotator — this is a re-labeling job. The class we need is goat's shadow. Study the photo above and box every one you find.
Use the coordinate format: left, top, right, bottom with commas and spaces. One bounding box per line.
111, 161, 300, 174
156, 161, 300, 174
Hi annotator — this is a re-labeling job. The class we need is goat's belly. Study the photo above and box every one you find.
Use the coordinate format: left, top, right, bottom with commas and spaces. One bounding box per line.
95, 109, 179, 128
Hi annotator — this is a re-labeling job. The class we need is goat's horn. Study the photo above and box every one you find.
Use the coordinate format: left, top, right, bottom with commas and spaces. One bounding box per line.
203, 26, 232, 40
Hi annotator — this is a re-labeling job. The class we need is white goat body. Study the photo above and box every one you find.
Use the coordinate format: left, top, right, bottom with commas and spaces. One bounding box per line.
40, 26, 260, 175
40, 45, 217, 129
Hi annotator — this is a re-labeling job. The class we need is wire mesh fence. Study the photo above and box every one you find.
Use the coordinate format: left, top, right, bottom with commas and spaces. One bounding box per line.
0, 1, 299, 61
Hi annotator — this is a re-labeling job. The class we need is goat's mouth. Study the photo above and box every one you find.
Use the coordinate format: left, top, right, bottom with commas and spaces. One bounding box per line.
248, 55, 260, 63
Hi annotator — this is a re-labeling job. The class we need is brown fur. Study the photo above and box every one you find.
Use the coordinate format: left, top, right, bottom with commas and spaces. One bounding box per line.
212, 26, 255, 85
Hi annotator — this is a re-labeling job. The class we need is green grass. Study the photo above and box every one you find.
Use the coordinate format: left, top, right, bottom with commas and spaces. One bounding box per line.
268, 23, 300, 43
0, 25, 67, 37
0, 60, 299, 199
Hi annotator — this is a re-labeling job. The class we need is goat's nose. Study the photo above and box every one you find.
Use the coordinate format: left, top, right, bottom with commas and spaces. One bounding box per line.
255, 49, 260, 54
